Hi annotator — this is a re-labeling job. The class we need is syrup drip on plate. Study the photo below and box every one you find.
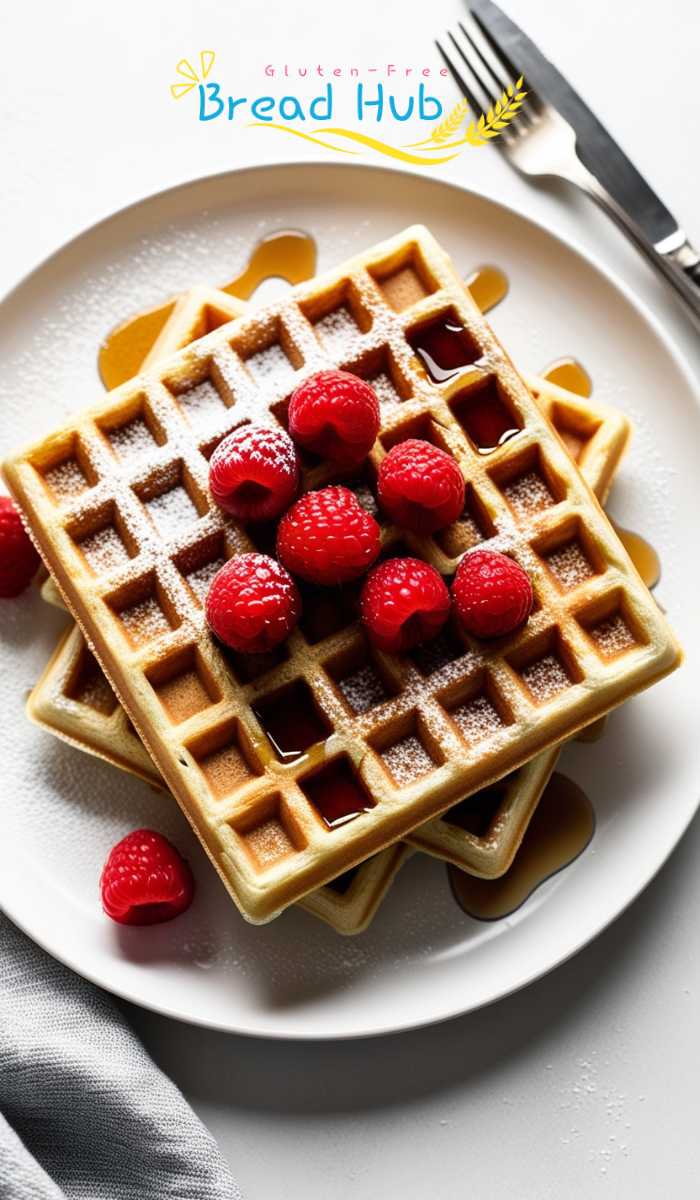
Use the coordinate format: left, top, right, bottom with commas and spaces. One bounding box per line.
611, 522, 661, 590
540, 356, 593, 398
465, 264, 509, 314
448, 773, 595, 921
98, 229, 317, 389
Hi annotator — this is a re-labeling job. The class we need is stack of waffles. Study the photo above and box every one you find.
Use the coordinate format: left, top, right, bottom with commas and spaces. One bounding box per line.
5, 225, 681, 933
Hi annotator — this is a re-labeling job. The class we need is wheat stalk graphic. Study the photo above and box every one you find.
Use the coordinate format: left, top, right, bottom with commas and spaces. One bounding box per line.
465, 77, 527, 146
428, 98, 470, 145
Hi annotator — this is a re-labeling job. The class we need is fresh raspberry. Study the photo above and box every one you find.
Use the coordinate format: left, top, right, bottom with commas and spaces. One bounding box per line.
377, 439, 465, 534
360, 556, 450, 654
287, 369, 380, 467
452, 549, 533, 639
277, 485, 380, 585
205, 552, 300, 653
208, 423, 300, 522
0, 496, 41, 598
100, 829, 194, 926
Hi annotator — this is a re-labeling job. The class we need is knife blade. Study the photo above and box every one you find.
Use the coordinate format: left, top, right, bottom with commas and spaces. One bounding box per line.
469, 0, 679, 246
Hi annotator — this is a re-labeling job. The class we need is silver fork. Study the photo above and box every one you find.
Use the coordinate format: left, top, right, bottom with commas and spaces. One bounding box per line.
436, 17, 700, 328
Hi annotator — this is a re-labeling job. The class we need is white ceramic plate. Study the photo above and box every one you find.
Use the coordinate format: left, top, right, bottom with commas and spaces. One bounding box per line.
0, 163, 697, 1040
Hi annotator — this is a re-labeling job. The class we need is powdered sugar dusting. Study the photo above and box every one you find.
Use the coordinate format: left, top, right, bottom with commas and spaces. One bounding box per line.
177, 379, 228, 425
368, 371, 402, 412
382, 735, 434, 785
243, 818, 295, 868
79, 524, 130, 574
108, 417, 157, 459
315, 307, 361, 356
521, 653, 571, 702
589, 614, 636, 657
545, 540, 595, 590
347, 478, 380, 519
437, 510, 485, 557
338, 664, 388, 714
245, 343, 296, 388
118, 597, 170, 646
145, 485, 200, 538
44, 458, 88, 501
451, 693, 505, 741
184, 557, 225, 604
503, 470, 555, 520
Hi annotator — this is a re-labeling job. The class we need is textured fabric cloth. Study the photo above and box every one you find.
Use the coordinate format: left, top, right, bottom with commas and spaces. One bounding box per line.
0, 913, 241, 1200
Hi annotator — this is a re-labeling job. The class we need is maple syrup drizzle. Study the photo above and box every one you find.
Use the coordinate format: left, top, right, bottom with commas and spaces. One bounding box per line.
251, 679, 329, 764
540, 356, 593, 399
98, 229, 317, 389
448, 773, 595, 921
465, 264, 509, 314
611, 522, 661, 590
408, 316, 480, 384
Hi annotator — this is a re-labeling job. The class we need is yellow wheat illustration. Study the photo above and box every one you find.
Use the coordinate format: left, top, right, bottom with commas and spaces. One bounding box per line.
405, 98, 469, 148
429, 98, 470, 144
465, 77, 527, 146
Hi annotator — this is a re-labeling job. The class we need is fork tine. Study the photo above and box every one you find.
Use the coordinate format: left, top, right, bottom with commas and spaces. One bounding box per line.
455, 19, 506, 111
467, 5, 542, 113
434, 38, 490, 118
443, 33, 493, 115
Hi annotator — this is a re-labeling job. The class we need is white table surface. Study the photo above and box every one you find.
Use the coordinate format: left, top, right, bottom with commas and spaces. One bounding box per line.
2, 1, 699, 1196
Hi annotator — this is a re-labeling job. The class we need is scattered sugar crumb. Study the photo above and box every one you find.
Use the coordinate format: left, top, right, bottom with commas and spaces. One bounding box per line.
145, 485, 200, 538
245, 343, 296, 388
503, 470, 555, 520
118, 597, 170, 645
315, 307, 361, 356
382, 735, 434, 785
545, 540, 594, 589
44, 458, 88, 500
108, 417, 156, 459
79, 525, 129, 573
452, 694, 505, 741
338, 664, 388, 713
590, 614, 636, 657
521, 653, 571, 702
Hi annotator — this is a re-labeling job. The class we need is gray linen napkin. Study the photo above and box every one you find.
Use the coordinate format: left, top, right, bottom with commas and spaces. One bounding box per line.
0, 913, 241, 1200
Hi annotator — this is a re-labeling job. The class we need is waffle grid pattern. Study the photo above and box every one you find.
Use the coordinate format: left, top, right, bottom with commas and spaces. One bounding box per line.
33, 365, 631, 891
6, 226, 681, 922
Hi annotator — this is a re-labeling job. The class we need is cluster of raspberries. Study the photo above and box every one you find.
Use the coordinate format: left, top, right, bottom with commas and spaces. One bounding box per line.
205, 369, 533, 655
0, 369, 534, 929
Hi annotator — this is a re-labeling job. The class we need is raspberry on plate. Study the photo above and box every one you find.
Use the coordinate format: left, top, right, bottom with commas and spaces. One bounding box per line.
206, 552, 300, 653
100, 829, 194, 926
360, 556, 450, 654
208, 423, 299, 522
0, 495, 41, 598
287, 369, 380, 467
377, 438, 465, 534
277, 485, 381, 586
452, 549, 533, 639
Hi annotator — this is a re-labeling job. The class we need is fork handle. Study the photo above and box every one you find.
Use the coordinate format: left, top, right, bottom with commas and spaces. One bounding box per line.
567, 160, 700, 329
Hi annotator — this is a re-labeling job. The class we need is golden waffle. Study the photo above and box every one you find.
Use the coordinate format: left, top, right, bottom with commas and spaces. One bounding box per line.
5, 225, 681, 923
34, 366, 630, 888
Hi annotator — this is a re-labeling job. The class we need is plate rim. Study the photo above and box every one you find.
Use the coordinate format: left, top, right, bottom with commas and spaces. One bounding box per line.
1, 159, 698, 1040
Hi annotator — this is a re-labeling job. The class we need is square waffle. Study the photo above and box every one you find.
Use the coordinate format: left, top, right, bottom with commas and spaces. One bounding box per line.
33, 366, 630, 896
5, 225, 681, 923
